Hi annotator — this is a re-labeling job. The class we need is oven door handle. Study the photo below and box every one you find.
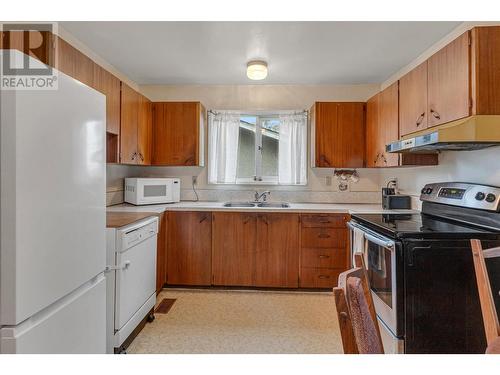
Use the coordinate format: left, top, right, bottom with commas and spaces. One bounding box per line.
364, 231, 395, 250
348, 221, 395, 250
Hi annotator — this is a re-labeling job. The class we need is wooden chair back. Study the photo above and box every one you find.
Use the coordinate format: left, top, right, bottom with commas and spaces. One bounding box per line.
470, 240, 500, 348
333, 253, 384, 354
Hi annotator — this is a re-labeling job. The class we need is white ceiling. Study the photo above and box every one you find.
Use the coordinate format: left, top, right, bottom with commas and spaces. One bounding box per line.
61, 21, 461, 85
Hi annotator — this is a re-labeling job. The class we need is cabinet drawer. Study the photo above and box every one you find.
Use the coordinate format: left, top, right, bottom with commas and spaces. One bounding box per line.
301, 248, 347, 269
300, 268, 342, 288
301, 214, 347, 228
301, 228, 346, 248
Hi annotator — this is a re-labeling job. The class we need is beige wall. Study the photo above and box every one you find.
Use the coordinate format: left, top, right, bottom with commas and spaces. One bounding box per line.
107, 83, 383, 205
140, 84, 379, 110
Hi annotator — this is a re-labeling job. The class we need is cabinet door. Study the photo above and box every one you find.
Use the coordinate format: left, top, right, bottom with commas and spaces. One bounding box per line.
314, 102, 338, 167
137, 94, 152, 165
255, 214, 299, 288
337, 102, 365, 167
365, 93, 380, 168
93, 65, 121, 135
314, 102, 365, 168
156, 213, 167, 292
399, 61, 428, 136
212, 212, 256, 286
152, 102, 201, 166
427, 31, 470, 127
166, 212, 212, 286
378, 82, 399, 167
120, 83, 139, 164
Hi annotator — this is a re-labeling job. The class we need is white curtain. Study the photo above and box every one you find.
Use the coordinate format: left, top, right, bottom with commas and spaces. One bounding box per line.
208, 112, 241, 184
278, 113, 307, 185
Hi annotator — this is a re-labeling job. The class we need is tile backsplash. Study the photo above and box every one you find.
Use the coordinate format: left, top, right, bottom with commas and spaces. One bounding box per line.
106, 164, 383, 206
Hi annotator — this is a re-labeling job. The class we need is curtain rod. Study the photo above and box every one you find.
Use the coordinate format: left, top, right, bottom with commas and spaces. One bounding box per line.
208, 109, 308, 116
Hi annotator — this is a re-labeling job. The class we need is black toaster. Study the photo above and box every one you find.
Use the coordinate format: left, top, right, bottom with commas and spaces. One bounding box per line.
382, 194, 411, 210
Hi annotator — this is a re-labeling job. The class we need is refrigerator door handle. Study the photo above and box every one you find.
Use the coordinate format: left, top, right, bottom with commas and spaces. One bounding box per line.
104, 261, 131, 273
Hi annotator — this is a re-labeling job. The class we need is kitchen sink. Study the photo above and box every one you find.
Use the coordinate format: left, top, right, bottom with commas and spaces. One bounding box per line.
223, 202, 256, 207
257, 202, 290, 208
222, 202, 291, 208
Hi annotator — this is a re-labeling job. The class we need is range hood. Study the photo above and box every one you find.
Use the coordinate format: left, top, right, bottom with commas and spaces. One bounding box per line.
386, 115, 500, 153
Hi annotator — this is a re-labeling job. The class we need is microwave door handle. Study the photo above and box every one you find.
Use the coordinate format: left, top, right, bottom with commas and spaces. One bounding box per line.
363, 232, 395, 250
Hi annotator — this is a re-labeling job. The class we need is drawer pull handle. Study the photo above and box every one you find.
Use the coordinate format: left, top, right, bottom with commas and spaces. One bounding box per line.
318, 234, 331, 238
318, 275, 330, 279
318, 255, 330, 259
319, 220, 331, 223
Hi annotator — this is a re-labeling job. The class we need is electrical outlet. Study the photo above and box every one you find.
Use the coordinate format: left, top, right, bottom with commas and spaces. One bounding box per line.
325, 176, 332, 186
192, 176, 197, 185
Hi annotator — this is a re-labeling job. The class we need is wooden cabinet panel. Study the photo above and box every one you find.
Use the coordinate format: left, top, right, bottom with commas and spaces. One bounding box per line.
337, 102, 366, 167
156, 213, 167, 293
152, 102, 202, 166
93, 64, 121, 135
301, 247, 347, 269
56, 37, 76, 78
212, 212, 256, 286
255, 214, 299, 288
427, 31, 470, 127
138, 94, 152, 165
166, 212, 212, 286
301, 228, 346, 249
312, 102, 365, 168
378, 82, 399, 167
365, 93, 380, 168
471, 26, 500, 115
300, 268, 342, 288
399, 61, 428, 136
314, 102, 338, 167
120, 83, 139, 164
300, 214, 348, 228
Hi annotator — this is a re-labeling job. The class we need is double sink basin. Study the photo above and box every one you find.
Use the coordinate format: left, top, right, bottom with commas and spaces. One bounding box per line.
223, 202, 290, 208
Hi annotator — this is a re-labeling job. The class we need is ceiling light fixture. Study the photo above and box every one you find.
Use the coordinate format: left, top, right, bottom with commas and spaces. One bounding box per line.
246, 60, 268, 80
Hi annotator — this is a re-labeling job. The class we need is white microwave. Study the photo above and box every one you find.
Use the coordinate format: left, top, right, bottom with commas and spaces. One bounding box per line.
124, 178, 180, 205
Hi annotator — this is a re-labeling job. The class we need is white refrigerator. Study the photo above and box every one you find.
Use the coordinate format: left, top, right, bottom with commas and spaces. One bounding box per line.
0, 50, 107, 353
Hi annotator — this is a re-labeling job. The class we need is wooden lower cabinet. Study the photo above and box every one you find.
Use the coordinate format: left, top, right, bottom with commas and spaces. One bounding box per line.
299, 214, 349, 289
166, 211, 212, 286
255, 214, 300, 288
164, 211, 348, 290
212, 212, 256, 286
156, 213, 167, 293
212, 212, 300, 288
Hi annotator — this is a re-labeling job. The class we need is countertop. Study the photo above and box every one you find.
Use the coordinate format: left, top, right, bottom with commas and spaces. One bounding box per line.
106, 201, 418, 215
106, 211, 161, 228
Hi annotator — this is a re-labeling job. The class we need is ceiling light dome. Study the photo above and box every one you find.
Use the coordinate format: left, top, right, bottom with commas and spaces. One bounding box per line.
247, 60, 268, 80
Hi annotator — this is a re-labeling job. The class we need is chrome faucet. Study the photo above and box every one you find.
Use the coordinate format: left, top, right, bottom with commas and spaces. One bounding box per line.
254, 190, 271, 202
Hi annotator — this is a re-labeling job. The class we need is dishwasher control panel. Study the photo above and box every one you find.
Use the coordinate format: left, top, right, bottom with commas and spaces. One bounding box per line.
116, 217, 159, 252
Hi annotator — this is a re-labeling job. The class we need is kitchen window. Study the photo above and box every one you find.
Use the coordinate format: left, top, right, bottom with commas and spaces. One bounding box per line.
208, 111, 307, 185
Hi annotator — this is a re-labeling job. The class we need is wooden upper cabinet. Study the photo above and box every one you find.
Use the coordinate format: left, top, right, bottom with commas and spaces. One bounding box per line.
212, 212, 257, 286
399, 61, 428, 136
378, 82, 399, 167
93, 64, 121, 135
120, 83, 139, 164
312, 102, 365, 168
365, 93, 380, 168
470, 26, 500, 115
427, 31, 470, 127
255, 214, 299, 288
152, 102, 205, 166
137, 94, 153, 165
166, 211, 212, 286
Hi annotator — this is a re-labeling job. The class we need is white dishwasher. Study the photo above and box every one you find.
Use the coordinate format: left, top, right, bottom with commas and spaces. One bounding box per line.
105, 216, 158, 354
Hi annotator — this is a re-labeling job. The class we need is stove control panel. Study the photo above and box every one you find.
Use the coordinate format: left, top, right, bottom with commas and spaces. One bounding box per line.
420, 182, 500, 212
